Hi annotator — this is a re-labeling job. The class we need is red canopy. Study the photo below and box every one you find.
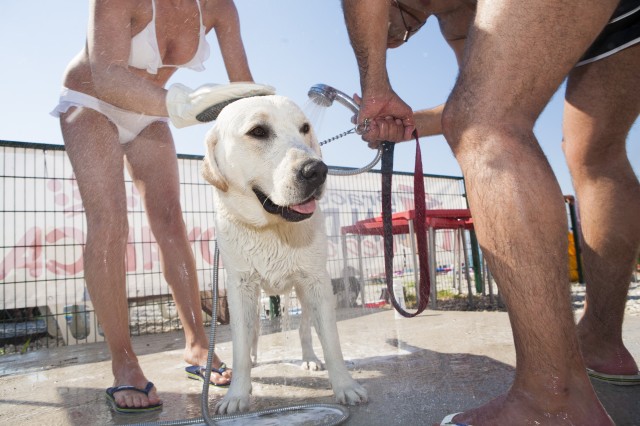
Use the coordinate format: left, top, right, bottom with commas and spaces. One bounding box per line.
341, 209, 473, 236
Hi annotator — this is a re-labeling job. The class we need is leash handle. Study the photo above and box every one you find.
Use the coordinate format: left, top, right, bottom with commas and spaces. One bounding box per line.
381, 133, 431, 317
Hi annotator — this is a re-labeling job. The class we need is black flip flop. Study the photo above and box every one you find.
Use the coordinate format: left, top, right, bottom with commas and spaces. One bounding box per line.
105, 381, 163, 413
185, 363, 231, 387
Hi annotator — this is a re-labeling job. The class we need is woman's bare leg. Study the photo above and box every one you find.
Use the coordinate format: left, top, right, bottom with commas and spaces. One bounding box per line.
124, 122, 230, 385
61, 107, 160, 409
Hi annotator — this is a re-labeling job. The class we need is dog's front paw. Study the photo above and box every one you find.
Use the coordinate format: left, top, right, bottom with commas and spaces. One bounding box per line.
215, 392, 251, 414
301, 355, 324, 371
333, 379, 368, 406
301, 360, 324, 371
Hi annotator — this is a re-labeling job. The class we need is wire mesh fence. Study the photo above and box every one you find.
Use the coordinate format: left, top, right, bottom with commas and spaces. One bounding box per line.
1, 140, 487, 355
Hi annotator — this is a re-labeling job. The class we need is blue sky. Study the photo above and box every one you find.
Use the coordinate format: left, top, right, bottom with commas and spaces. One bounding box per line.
1, 1, 638, 195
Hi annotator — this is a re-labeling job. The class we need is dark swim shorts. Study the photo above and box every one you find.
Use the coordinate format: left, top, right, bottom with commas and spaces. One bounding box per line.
577, 0, 640, 66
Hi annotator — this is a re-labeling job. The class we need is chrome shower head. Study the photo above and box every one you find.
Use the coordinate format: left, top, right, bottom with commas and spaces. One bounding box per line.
307, 83, 382, 176
308, 84, 359, 114
308, 84, 334, 107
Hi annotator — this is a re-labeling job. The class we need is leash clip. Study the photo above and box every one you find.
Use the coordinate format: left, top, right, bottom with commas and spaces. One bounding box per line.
355, 118, 370, 135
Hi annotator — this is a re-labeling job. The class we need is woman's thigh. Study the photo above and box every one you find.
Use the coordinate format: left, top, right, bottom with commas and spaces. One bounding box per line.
123, 122, 184, 232
60, 107, 128, 222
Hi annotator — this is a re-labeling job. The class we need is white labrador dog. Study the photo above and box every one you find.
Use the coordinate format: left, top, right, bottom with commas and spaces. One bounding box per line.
202, 95, 368, 414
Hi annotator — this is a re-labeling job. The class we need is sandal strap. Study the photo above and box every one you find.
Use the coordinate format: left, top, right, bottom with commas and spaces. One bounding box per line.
211, 362, 227, 375
107, 381, 155, 396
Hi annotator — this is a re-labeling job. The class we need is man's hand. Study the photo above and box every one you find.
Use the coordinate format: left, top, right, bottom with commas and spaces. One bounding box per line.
353, 90, 415, 149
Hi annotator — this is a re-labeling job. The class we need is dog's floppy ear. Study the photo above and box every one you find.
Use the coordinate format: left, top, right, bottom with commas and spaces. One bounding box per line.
202, 127, 229, 192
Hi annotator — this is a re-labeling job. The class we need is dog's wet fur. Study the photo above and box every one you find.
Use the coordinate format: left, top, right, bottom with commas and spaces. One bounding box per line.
202, 95, 368, 414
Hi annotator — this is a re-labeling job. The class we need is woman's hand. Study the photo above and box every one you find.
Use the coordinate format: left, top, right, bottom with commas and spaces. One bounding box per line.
166, 82, 275, 128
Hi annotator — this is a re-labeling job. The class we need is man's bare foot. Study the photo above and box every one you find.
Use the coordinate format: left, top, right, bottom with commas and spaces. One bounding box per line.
184, 345, 232, 386
437, 381, 613, 425
576, 322, 639, 376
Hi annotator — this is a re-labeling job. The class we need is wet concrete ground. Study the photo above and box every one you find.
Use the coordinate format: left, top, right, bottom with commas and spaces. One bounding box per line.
1, 308, 638, 425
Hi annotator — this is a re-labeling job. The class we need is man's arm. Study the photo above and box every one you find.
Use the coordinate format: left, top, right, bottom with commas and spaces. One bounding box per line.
342, 0, 415, 145
409, 4, 474, 139
342, 0, 392, 96
413, 104, 445, 138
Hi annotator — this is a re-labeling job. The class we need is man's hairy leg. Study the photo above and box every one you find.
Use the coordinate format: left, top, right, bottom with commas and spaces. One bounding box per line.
440, 0, 618, 424
564, 45, 640, 377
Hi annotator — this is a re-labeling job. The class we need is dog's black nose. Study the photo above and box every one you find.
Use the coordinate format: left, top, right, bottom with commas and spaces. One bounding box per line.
299, 159, 328, 187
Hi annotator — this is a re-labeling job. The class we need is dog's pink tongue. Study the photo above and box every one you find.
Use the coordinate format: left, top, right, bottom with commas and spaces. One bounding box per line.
289, 199, 316, 214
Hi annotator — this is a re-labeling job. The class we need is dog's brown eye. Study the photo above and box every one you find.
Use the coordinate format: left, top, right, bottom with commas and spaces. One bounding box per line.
300, 123, 310, 134
248, 126, 269, 138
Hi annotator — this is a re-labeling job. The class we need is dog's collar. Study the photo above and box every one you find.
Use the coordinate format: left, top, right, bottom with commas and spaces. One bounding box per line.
253, 188, 314, 222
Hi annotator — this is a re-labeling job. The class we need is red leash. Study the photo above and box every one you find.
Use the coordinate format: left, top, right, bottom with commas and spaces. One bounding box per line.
380, 132, 430, 317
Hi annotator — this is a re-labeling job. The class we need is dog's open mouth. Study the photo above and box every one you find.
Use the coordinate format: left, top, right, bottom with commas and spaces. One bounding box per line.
253, 188, 317, 222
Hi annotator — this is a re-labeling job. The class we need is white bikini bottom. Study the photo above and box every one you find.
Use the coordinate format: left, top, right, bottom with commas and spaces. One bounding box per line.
51, 88, 169, 144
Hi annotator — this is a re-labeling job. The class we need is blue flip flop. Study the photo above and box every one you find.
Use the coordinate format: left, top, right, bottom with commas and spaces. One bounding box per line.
185, 363, 231, 387
105, 381, 163, 413
587, 368, 640, 386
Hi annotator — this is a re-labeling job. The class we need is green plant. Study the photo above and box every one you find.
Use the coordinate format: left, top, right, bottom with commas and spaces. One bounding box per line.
20, 338, 31, 354
438, 290, 458, 299
404, 293, 417, 308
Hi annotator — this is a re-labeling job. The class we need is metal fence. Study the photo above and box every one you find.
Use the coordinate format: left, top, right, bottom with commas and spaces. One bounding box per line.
1, 140, 482, 354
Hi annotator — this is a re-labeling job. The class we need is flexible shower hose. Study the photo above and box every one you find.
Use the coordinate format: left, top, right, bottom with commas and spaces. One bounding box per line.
327, 147, 383, 176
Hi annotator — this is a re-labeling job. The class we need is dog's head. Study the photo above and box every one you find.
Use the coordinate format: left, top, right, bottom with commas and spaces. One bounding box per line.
202, 95, 327, 226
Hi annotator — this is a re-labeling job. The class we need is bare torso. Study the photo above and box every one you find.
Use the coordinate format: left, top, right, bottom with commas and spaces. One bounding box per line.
63, 0, 217, 96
